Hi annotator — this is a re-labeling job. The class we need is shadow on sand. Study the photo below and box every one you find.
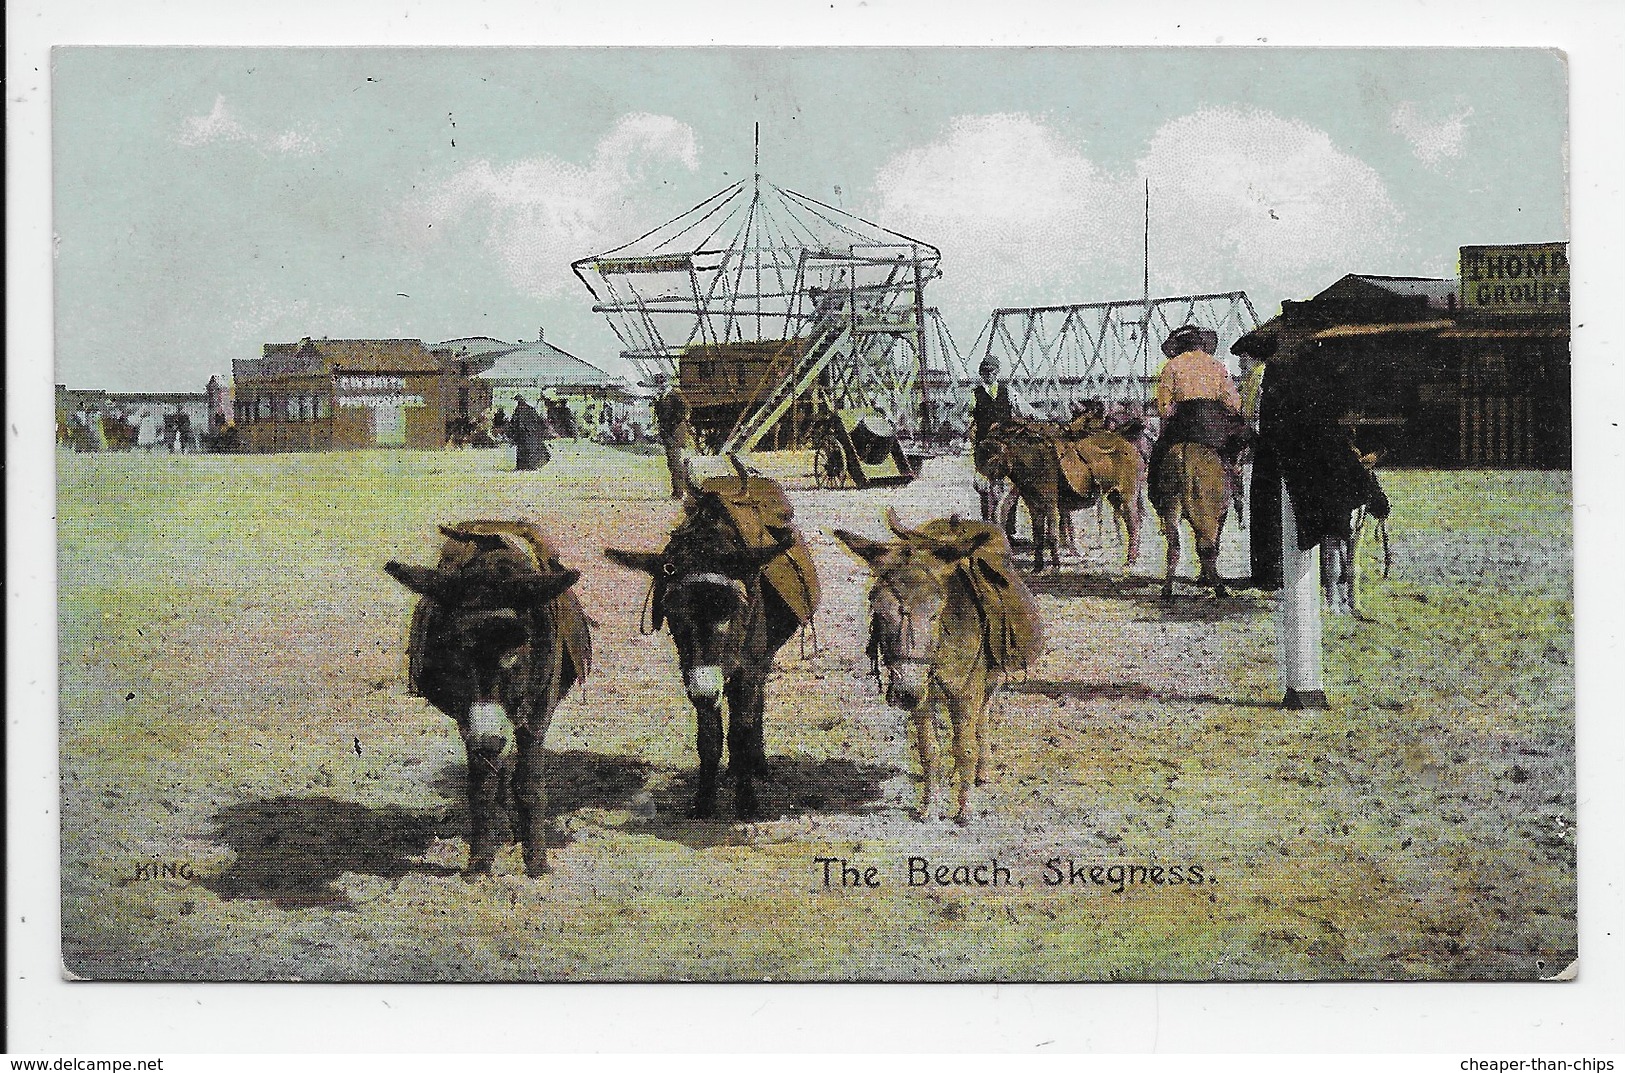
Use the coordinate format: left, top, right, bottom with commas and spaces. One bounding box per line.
1007, 678, 1280, 710
1024, 571, 1265, 623
620, 754, 894, 850
204, 749, 893, 905
201, 796, 462, 909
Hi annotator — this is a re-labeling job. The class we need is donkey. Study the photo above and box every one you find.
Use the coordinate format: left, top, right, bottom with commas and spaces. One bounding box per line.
386, 522, 591, 876
1320, 450, 1392, 616
605, 463, 815, 820
978, 422, 1143, 574
1152, 442, 1231, 599
834, 512, 1043, 824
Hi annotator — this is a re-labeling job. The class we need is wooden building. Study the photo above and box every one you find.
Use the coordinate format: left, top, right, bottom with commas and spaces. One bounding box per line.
678, 338, 821, 451
1234, 244, 1570, 468
232, 338, 449, 452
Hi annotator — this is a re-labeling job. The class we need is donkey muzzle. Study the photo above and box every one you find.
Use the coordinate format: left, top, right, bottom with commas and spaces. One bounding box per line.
686, 666, 726, 702
884, 660, 929, 712
467, 702, 515, 761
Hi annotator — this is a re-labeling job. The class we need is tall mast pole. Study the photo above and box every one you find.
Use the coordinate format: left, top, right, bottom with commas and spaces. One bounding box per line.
1142, 178, 1152, 399
753, 122, 762, 340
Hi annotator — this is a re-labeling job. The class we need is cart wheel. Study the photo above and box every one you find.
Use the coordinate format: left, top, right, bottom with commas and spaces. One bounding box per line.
814, 430, 847, 489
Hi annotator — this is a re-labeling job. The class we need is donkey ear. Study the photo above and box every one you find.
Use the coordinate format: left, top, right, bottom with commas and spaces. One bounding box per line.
385, 561, 456, 601
884, 508, 923, 541
506, 565, 581, 608
831, 528, 891, 565
604, 548, 665, 576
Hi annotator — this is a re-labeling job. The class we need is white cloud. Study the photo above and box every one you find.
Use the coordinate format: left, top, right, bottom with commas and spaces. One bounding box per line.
865, 108, 1404, 327
868, 114, 1135, 311
177, 94, 320, 156
1391, 101, 1474, 168
1137, 108, 1404, 298
178, 95, 248, 147
399, 113, 701, 298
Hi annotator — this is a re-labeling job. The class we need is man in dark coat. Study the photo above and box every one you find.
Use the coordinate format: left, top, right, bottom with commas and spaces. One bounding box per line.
508, 394, 550, 471
651, 373, 693, 498
1242, 332, 1390, 591
1240, 327, 1391, 711
971, 355, 1016, 446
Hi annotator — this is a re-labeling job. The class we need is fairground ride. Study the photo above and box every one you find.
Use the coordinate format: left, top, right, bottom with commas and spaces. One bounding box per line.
572, 137, 964, 452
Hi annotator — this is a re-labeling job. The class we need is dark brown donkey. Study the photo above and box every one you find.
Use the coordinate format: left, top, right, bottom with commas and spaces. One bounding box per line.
386, 522, 591, 876
834, 512, 1042, 824
977, 421, 1144, 574
606, 463, 819, 820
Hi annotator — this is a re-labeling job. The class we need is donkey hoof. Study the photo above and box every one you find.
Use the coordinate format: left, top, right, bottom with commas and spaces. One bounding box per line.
953, 812, 971, 827
1161, 585, 1175, 601
523, 855, 551, 878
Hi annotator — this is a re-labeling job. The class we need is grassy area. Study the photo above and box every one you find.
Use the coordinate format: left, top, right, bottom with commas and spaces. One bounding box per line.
57, 449, 1575, 980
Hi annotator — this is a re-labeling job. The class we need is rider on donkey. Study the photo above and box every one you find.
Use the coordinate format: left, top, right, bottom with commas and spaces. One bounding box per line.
970, 355, 1034, 527
1147, 324, 1250, 511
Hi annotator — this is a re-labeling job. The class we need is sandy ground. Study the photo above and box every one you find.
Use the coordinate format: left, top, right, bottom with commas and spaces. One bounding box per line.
57, 444, 1575, 980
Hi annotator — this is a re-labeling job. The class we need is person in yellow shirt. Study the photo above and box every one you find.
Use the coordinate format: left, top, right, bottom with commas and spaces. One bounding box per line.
1147, 325, 1249, 510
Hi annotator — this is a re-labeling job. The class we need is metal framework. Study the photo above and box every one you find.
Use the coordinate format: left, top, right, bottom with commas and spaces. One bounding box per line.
573, 154, 945, 449
980, 291, 1262, 416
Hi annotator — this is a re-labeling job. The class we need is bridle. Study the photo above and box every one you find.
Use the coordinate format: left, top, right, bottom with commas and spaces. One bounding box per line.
865, 575, 943, 688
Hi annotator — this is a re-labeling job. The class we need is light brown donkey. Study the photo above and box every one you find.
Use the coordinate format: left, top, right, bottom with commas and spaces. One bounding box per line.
833, 512, 1043, 823
1153, 442, 1231, 599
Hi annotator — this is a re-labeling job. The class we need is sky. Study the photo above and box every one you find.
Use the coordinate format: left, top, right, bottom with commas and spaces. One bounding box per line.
52, 47, 1569, 392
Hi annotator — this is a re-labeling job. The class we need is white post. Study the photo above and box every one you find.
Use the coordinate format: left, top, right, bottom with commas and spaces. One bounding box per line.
1277, 479, 1328, 709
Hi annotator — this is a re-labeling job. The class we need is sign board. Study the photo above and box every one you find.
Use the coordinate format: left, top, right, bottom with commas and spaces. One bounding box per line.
1459, 242, 1569, 315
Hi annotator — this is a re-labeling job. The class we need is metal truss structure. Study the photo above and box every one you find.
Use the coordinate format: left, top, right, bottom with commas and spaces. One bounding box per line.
573, 164, 947, 449
980, 291, 1262, 417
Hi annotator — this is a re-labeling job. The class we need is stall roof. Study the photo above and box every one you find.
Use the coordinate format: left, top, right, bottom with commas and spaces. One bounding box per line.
1437, 326, 1570, 339
1314, 320, 1457, 340
476, 339, 629, 390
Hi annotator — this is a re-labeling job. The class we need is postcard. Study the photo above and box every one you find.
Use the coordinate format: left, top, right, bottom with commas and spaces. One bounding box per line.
52, 45, 1573, 984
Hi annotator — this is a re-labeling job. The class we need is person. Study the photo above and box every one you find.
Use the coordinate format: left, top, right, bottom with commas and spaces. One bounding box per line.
508, 393, 549, 471
206, 375, 229, 430
970, 356, 1032, 526
1236, 347, 1269, 523
136, 410, 163, 452
543, 389, 579, 440
1146, 325, 1248, 509
651, 372, 693, 498
1242, 328, 1388, 708
970, 355, 1030, 445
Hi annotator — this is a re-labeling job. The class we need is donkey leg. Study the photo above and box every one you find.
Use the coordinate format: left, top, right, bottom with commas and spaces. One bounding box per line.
1200, 540, 1227, 599
945, 687, 984, 826
511, 727, 550, 876
911, 712, 938, 821
1048, 502, 1065, 572
975, 683, 1001, 787
693, 700, 724, 819
462, 730, 508, 874
725, 676, 765, 820
1161, 513, 1180, 599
